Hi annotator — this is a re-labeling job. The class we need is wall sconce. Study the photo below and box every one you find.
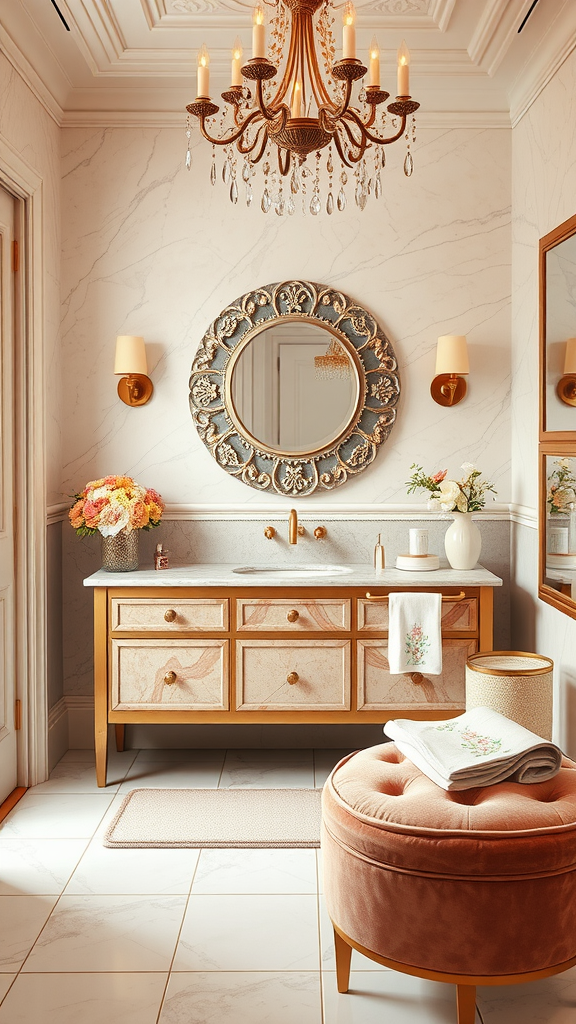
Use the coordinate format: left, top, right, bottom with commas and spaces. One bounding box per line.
114, 335, 153, 407
556, 337, 576, 406
430, 334, 469, 407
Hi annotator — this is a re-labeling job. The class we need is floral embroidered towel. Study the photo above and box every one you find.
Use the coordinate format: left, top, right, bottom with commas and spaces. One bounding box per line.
387, 592, 442, 675
383, 707, 563, 791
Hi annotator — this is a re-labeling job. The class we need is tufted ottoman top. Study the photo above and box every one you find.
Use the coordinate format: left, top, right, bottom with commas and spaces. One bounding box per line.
325, 742, 576, 877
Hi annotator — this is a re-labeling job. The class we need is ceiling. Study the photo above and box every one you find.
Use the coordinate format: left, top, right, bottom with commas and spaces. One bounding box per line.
2, 0, 576, 126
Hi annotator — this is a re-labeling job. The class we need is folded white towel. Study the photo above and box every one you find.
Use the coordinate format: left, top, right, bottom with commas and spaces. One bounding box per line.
384, 707, 562, 791
387, 592, 442, 675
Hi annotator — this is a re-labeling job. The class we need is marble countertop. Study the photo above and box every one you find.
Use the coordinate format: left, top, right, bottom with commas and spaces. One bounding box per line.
84, 563, 503, 588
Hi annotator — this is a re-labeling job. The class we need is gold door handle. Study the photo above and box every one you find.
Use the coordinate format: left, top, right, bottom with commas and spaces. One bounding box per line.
287, 671, 299, 685
410, 672, 424, 685
164, 671, 177, 685
164, 609, 177, 622
287, 609, 300, 622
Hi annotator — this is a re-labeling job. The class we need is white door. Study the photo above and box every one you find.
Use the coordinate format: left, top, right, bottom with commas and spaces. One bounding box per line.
0, 186, 17, 803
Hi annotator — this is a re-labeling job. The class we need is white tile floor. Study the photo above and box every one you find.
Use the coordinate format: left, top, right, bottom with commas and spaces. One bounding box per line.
0, 747, 574, 1023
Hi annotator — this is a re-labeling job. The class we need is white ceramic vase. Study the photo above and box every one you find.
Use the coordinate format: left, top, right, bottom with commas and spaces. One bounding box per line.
444, 513, 482, 570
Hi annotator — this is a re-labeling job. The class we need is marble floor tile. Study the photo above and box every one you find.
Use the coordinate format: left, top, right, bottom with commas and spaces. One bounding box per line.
0, 972, 168, 1024
0, 976, 15, 1003
192, 848, 318, 894
219, 751, 314, 789
57, 749, 138, 774
477, 969, 576, 1022
22, 894, 187, 973
0, 839, 88, 894
224, 749, 316, 763
0, 793, 114, 839
313, 749, 355, 789
30, 763, 123, 794
158, 972, 322, 1024
173, 893, 320, 971
65, 838, 200, 895
318, 898, 390, 972
322, 971, 482, 1023
0, 895, 57, 971
134, 748, 227, 763
118, 761, 223, 792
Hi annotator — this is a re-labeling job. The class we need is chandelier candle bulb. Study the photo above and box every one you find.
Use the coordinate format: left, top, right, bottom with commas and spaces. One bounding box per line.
197, 44, 210, 97
231, 38, 243, 86
397, 40, 410, 95
291, 80, 303, 119
342, 2, 356, 60
253, 4, 266, 59
369, 37, 380, 87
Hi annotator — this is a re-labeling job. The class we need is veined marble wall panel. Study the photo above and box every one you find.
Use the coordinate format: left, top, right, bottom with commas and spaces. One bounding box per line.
60, 125, 511, 507
0, 54, 62, 505
511, 46, 576, 751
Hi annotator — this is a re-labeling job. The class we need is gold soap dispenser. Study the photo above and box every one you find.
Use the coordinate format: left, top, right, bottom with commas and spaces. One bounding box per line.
373, 533, 385, 572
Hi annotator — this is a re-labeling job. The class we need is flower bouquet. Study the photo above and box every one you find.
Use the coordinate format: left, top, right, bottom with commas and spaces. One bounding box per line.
69, 475, 164, 572
547, 459, 576, 516
406, 463, 496, 570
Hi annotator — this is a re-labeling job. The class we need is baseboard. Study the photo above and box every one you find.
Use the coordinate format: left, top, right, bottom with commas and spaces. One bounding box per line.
47, 697, 69, 769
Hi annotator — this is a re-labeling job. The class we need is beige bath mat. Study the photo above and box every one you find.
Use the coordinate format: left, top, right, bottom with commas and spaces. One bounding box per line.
103, 787, 322, 848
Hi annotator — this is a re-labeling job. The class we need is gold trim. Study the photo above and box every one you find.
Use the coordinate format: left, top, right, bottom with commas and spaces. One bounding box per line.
466, 650, 553, 676
365, 590, 466, 603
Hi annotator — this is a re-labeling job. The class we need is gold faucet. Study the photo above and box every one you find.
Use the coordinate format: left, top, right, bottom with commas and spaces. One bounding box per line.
289, 509, 305, 544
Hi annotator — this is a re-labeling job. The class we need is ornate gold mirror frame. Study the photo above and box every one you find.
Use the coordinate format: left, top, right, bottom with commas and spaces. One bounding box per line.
189, 280, 400, 497
539, 213, 576, 618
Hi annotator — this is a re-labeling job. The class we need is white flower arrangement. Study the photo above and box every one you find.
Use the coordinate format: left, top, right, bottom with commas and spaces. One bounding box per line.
407, 462, 496, 513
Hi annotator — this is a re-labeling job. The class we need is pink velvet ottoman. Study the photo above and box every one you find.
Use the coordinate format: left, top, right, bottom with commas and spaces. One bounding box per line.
321, 742, 576, 1024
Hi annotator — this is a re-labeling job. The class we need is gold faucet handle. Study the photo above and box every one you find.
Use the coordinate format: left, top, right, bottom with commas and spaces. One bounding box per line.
264, 526, 276, 539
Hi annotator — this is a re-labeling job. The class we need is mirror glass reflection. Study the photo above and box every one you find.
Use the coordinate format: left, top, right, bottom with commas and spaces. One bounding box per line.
543, 455, 576, 599
545, 234, 576, 431
230, 321, 359, 453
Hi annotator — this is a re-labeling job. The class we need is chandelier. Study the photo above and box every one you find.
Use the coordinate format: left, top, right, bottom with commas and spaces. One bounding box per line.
185, 0, 419, 216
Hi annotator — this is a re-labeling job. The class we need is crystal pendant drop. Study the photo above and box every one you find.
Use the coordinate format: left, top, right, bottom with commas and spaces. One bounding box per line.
275, 197, 285, 216
359, 190, 368, 211
310, 194, 321, 216
381, 150, 386, 168
290, 168, 300, 194
375, 172, 382, 199
326, 191, 334, 215
358, 86, 366, 103
340, 171, 348, 185
230, 179, 238, 204
355, 181, 362, 206
327, 151, 334, 174
287, 194, 296, 215
246, 183, 253, 207
210, 161, 216, 186
404, 151, 414, 177
261, 189, 271, 213
337, 188, 346, 212
222, 159, 232, 184
185, 148, 192, 170
242, 162, 251, 183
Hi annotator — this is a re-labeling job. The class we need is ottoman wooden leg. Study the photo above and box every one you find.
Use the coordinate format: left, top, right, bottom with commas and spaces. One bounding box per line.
456, 984, 476, 1024
333, 927, 352, 993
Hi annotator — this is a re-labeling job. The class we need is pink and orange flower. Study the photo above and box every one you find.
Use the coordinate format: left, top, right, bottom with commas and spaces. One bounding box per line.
68, 475, 164, 537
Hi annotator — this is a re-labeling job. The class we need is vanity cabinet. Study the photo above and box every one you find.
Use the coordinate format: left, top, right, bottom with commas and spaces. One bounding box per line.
88, 570, 500, 786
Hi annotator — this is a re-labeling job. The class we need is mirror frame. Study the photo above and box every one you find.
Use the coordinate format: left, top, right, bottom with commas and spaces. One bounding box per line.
539, 213, 576, 618
189, 280, 400, 497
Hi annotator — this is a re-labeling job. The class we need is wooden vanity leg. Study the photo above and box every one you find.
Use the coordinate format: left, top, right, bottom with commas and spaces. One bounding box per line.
94, 589, 109, 787
456, 984, 476, 1024
115, 725, 125, 752
333, 927, 353, 993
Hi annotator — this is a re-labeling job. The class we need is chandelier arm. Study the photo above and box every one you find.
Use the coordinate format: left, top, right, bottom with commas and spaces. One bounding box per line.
318, 78, 353, 121
332, 130, 354, 168
248, 128, 270, 165
304, 15, 333, 108
236, 122, 266, 155
197, 109, 263, 147
337, 114, 366, 153
256, 78, 286, 122
271, 9, 299, 107
277, 147, 291, 176
344, 108, 407, 146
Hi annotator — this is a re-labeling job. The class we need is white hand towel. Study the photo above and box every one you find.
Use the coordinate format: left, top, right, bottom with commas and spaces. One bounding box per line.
387, 592, 442, 675
384, 706, 562, 791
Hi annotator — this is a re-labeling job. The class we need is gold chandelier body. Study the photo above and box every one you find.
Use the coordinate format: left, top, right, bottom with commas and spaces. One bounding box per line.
186, 0, 419, 176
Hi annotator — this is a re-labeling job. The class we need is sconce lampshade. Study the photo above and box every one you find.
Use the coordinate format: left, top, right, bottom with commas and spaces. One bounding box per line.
564, 338, 576, 375
435, 335, 469, 375
114, 336, 148, 376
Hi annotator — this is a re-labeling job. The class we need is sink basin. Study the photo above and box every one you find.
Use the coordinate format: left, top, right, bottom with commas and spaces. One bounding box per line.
233, 564, 353, 578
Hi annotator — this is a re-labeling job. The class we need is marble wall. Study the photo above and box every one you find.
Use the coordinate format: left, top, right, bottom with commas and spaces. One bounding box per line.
511, 46, 576, 755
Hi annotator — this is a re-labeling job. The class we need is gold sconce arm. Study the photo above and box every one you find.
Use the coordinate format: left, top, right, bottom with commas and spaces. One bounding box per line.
430, 372, 467, 407
557, 375, 576, 406
430, 335, 469, 407
114, 335, 154, 407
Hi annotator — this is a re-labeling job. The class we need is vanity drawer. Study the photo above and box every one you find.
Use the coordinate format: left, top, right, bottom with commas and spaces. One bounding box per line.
236, 598, 351, 632
357, 596, 478, 634
235, 640, 351, 710
110, 639, 228, 710
356, 638, 476, 710
110, 597, 229, 633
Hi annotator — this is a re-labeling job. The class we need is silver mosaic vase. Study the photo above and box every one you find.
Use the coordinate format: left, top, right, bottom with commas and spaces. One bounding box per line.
101, 530, 139, 572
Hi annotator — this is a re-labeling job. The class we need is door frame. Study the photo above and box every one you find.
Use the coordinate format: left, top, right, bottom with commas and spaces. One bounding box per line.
0, 136, 47, 786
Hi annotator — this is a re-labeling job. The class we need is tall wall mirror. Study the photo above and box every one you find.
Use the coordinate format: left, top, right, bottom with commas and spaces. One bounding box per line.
539, 213, 576, 617
189, 281, 400, 497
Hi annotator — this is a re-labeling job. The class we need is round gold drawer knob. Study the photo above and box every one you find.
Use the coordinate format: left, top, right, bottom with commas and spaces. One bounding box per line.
287, 609, 300, 623
410, 672, 424, 685
164, 671, 177, 685
287, 671, 299, 685
164, 609, 177, 622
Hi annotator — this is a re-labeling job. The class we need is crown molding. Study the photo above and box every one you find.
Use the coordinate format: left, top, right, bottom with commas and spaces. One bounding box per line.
468, 0, 531, 76
0, 24, 63, 126
510, 14, 576, 128
429, 0, 456, 33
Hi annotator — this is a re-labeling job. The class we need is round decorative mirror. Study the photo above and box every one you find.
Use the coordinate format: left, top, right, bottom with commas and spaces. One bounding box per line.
189, 281, 400, 497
